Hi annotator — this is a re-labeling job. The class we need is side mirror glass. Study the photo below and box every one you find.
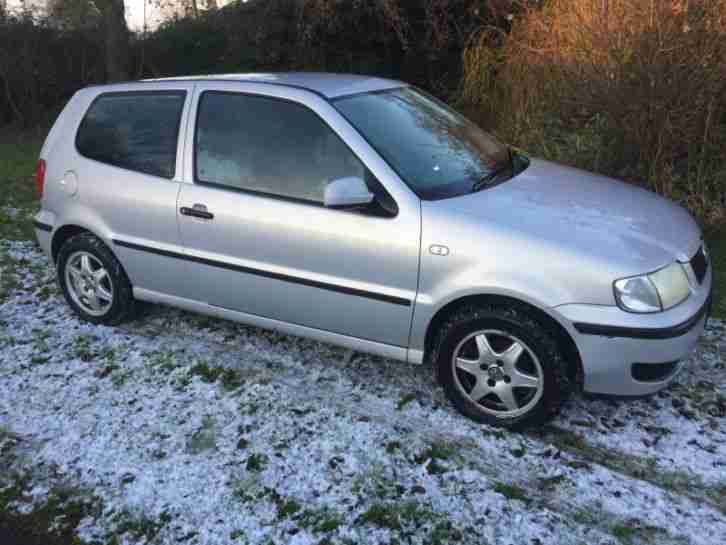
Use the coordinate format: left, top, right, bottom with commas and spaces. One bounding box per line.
324, 176, 375, 209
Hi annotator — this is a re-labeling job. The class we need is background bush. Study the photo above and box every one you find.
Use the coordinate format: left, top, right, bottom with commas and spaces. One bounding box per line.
460, 0, 726, 224
0, 0, 723, 225
0, 9, 104, 126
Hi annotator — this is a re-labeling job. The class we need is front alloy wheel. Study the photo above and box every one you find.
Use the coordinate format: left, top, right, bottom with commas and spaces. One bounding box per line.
435, 303, 571, 428
452, 330, 544, 419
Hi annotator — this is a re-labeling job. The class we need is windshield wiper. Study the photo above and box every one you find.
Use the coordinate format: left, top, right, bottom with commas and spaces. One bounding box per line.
471, 149, 514, 193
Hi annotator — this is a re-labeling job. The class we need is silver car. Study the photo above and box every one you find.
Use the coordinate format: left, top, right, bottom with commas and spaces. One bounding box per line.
33, 73, 712, 428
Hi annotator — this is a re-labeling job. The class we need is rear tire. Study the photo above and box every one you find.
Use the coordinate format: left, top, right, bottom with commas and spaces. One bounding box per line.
433, 303, 571, 429
57, 232, 136, 325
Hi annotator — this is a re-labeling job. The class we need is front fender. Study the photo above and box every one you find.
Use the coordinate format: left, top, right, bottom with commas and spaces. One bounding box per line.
409, 265, 577, 352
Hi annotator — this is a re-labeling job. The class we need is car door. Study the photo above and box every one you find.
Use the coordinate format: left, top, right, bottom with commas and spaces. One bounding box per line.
72, 84, 196, 299
177, 82, 421, 350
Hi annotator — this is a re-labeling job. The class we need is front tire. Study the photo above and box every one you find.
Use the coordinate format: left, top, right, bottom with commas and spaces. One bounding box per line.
57, 232, 136, 325
433, 303, 571, 429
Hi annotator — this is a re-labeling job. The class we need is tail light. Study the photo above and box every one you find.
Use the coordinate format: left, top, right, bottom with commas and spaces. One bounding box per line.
35, 159, 46, 198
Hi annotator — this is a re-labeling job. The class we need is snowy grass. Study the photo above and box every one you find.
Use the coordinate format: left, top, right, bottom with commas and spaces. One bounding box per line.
1, 239, 725, 545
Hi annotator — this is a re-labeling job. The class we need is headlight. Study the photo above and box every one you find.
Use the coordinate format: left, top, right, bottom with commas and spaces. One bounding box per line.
614, 262, 690, 313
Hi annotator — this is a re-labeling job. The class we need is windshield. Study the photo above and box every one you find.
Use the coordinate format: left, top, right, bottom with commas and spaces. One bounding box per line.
333, 87, 522, 200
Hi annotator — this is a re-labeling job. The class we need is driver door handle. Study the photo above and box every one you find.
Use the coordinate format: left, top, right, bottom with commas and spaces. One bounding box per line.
180, 204, 214, 220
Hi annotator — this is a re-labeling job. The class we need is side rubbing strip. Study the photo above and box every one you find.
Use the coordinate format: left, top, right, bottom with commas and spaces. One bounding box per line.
573, 295, 711, 339
33, 220, 52, 232
112, 239, 411, 307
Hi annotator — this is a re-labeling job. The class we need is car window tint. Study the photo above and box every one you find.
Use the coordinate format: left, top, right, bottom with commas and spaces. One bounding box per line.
194, 92, 365, 203
76, 92, 185, 179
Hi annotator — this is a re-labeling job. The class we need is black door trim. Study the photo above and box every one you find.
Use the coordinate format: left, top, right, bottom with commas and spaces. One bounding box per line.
112, 239, 411, 307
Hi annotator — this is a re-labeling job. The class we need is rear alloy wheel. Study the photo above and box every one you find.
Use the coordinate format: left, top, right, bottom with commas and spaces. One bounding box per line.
434, 304, 570, 428
64, 251, 114, 317
57, 232, 136, 325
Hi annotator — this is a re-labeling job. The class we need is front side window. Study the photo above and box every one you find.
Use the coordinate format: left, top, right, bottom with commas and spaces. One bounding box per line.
334, 87, 522, 200
194, 92, 366, 204
76, 92, 185, 179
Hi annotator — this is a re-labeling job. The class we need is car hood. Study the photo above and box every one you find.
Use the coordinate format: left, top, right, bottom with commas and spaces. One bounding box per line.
439, 158, 701, 274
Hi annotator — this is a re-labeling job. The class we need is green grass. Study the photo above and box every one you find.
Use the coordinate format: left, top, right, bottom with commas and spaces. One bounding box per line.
296, 506, 343, 533
358, 501, 435, 531
277, 498, 301, 518
572, 508, 598, 526
110, 510, 171, 545
357, 500, 460, 543
187, 416, 217, 455
0, 129, 44, 241
413, 440, 460, 475
396, 392, 416, 410
0, 472, 100, 545
0, 128, 44, 181
493, 481, 530, 503
0, 244, 25, 304
245, 453, 269, 472
231, 487, 343, 535
705, 229, 725, 319
538, 426, 726, 514
189, 361, 223, 383
188, 361, 244, 392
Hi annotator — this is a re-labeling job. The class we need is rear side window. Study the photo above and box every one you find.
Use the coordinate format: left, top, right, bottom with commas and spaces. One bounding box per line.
76, 91, 186, 179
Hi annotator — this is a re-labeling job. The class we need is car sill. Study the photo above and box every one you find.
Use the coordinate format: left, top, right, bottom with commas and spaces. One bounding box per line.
133, 287, 414, 364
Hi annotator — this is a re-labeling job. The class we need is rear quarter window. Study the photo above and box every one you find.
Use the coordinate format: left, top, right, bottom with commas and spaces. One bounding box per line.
75, 91, 186, 179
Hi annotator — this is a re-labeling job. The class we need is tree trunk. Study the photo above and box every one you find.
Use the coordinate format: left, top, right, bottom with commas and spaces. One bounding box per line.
98, 0, 129, 82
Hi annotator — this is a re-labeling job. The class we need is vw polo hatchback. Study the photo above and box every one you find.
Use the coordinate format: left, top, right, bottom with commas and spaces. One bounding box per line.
33, 73, 712, 428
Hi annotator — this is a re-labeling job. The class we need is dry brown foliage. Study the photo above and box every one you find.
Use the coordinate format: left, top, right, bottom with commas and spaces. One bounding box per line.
461, 0, 726, 225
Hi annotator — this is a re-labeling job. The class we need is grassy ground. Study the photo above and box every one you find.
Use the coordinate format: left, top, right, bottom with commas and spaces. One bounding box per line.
0, 126, 77, 542
0, 129, 44, 241
705, 231, 726, 319
0, 125, 72, 545
1, 240, 725, 545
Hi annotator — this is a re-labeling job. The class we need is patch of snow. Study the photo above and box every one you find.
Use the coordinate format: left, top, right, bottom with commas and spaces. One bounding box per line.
1, 239, 724, 545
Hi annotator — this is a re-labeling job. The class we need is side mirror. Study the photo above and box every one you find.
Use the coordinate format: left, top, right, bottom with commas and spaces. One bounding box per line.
324, 176, 375, 209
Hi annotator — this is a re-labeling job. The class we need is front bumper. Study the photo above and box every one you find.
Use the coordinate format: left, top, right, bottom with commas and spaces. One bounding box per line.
556, 266, 712, 396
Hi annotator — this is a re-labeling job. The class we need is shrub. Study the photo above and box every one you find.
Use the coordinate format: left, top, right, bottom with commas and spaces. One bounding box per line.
0, 8, 105, 127
1, 1, 515, 125
294, 0, 517, 95
460, 0, 726, 225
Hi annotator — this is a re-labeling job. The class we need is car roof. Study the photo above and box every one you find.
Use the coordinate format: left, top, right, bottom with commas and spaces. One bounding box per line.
142, 72, 406, 99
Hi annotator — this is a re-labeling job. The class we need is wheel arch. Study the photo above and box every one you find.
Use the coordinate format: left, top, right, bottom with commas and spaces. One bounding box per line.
51, 224, 92, 264
423, 294, 584, 388
52, 223, 137, 325
51, 224, 118, 266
